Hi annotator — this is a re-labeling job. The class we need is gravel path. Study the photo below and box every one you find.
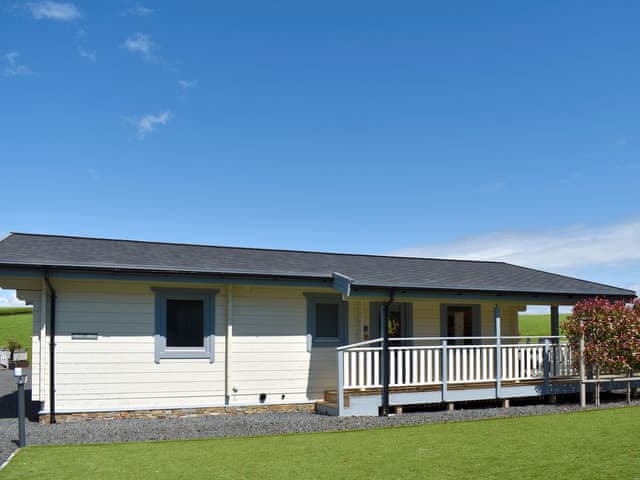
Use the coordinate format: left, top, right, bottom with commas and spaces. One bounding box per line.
1, 368, 638, 467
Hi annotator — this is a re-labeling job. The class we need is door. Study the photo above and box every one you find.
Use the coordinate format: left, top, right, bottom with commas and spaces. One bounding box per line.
440, 304, 481, 345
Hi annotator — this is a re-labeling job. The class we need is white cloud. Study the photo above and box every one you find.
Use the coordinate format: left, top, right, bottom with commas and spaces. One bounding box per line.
178, 79, 197, 89
392, 220, 640, 271
3, 51, 32, 77
133, 110, 171, 138
78, 47, 96, 62
123, 32, 156, 62
122, 4, 154, 16
26, 1, 81, 21
0, 289, 26, 307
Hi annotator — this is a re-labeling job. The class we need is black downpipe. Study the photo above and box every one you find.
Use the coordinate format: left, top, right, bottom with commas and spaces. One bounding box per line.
380, 289, 395, 416
44, 272, 56, 424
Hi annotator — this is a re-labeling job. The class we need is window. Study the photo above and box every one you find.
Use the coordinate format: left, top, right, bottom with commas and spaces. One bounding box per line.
304, 293, 348, 348
152, 288, 218, 363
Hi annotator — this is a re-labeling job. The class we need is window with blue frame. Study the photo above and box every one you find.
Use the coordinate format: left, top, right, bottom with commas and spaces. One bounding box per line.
152, 288, 218, 363
304, 293, 348, 347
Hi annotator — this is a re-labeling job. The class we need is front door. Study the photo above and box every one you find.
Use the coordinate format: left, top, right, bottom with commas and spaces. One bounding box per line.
369, 302, 413, 341
440, 304, 481, 344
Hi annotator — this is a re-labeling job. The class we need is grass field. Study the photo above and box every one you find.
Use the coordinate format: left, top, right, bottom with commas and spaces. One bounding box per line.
517, 313, 569, 337
0, 308, 33, 361
2, 407, 638, 479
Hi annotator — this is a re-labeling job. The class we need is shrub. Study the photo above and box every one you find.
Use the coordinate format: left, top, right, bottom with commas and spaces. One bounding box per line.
562, 297, 640, 376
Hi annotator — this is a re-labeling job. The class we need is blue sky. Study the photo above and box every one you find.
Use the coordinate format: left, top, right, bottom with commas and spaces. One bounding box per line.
1, 1, 639, 307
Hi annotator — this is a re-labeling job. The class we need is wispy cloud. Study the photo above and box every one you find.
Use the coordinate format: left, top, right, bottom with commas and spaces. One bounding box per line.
178, 79, 197, 89
0, 289, 26, 307
78, 47, 96, 62
130, 110, 172, 138
3, 51, 32, 77
391, 220, 640, 271
122, 4, 154, 16
25, 1, 81, 21
123, 33, 154, 60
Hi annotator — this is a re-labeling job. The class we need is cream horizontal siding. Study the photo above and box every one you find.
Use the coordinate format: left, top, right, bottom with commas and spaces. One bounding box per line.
229, 286, 337, 405
46, 279, 226, 412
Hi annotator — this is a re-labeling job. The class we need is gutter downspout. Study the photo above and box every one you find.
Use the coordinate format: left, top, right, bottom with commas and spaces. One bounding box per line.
43, 272, 56, 424
381, 288, 395, 416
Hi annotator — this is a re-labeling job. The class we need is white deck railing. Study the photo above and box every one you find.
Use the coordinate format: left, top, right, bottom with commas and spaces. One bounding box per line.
338, 336, 575, 390
0, 349, 8, 368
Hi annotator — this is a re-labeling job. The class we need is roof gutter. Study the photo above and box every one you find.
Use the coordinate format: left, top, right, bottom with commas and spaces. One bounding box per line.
43, 271, 56, 424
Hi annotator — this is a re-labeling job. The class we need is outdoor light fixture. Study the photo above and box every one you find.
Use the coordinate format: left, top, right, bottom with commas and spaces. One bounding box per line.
13, 367, 28, 447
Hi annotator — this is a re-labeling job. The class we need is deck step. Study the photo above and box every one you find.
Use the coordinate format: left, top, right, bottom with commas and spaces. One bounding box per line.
324, 390, 338, 404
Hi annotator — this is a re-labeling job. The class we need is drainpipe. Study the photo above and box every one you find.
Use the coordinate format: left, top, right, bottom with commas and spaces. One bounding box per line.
381, 289, 395, 416
43, 272, 56, 424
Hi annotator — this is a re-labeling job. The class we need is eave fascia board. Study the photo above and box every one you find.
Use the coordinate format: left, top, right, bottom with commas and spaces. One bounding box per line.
0, 265, 336, 289
348, 285, 634, 304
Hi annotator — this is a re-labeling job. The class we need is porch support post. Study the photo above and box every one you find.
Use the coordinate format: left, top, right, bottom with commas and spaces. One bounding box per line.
337, 350, 345, 416
550, 305, 560, 338
494, 305, 502, 399
380, 303, 390, 416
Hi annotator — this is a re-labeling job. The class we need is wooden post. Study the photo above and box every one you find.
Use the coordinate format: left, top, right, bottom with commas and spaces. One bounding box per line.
380, 303, 390, 416
494, 305, 502, 399
441, 339, 448, 402
579, 318, 586, 408
337, 350, 345, 416
543, 338, 551, 394
550, 305, 560, 337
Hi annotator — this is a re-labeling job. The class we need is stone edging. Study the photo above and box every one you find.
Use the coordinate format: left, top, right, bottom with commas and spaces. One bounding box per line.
38, 403, 316, 423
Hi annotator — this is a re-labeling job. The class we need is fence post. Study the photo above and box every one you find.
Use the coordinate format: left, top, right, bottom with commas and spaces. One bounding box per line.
579, 319, 586, 408
495, 305, 502, 399
441, 339, 448, 402
337, 350, 345, 416
543, 338, 551, 393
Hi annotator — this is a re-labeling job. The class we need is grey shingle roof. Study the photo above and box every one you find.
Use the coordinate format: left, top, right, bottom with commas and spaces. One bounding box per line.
0, 233, 634, 298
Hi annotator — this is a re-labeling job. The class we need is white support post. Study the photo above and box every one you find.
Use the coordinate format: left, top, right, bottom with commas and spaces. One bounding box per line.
441, 339, 448, 402
225, 286, 233, 406
579, 318, 586, 408
494, 305, 502, 399
337, 350, 345, 416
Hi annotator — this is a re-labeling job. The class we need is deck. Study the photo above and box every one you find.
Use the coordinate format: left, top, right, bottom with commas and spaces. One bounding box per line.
317, 336, 640, 416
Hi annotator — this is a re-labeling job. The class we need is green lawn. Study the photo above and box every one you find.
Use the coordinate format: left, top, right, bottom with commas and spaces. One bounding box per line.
517, 313, 569, 337
0, 308, 33, 361
2, 407, 639, 479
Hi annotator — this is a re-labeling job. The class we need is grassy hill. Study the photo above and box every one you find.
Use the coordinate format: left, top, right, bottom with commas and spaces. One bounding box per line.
0, 307, 33, 362
517, 313, 569, 337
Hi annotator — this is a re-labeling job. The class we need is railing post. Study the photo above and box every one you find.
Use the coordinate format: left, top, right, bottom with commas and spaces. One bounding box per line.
337, 349, 345, 416
494, 305, 502, 399
543, 338, 551, 393
579, 319, 586, 408
380, 304, 390, 416
441, 339, 448, 402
